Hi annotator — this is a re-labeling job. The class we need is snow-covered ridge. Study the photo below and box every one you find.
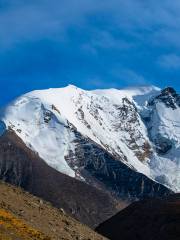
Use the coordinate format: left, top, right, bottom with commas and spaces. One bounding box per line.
1, 85, 180, 191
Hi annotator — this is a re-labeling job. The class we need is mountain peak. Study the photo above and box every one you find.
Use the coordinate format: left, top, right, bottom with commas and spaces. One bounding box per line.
154, 86, 180, 109
161, 87, 177, 96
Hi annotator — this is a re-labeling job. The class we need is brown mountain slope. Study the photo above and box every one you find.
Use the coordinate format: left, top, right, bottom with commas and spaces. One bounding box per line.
0, 208, 50, 240
0, 130, 122, 227
96, 194, 180, 240
0, 180, 105, 240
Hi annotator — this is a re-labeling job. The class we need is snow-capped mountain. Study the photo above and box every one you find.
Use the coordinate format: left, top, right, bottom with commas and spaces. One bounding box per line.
143, 87, 180, 191
1, 85, 179, 195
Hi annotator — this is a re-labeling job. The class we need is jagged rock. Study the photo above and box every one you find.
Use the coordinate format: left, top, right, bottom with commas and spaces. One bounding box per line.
151, 87, 180, 109
65, 127, 172, 201
154, 134, 172, 154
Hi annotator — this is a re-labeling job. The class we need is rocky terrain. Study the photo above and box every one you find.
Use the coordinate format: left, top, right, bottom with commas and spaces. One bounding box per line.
0, 180, 106, 240
65, 126, 172, 201
96, 194, 180, 240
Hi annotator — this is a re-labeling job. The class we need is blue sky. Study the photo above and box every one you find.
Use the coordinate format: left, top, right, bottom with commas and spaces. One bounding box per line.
0, 0, 180, 106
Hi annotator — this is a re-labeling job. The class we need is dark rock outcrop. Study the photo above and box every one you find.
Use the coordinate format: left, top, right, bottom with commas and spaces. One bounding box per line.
149, 87, 180, 109
154, 134, 173, 154
66, 127, 172, 201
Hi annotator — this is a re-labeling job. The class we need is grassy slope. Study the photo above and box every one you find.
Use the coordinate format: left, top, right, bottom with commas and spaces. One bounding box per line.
0, 181, 106, 240
0, 209, 50, 240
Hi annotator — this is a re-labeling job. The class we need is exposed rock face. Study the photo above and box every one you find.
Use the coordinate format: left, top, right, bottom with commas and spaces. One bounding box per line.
0, 130, 119, 228
96, 194, 180, 240
112, 97, 152, 161
154, 87, 180, 109
153, 134, 172, 154
66, 127, 172, 201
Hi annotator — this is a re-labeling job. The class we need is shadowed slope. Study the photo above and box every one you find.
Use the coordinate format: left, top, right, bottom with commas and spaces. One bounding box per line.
96, 194, 180, 240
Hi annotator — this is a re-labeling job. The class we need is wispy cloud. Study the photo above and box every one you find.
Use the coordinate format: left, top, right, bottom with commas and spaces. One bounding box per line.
0, 0, 97, 47
1, 0, 180, 49
111, 67, 148, 86
90, 31, 132, 50
158, 54, 180, 70
82, 77, 119, 89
